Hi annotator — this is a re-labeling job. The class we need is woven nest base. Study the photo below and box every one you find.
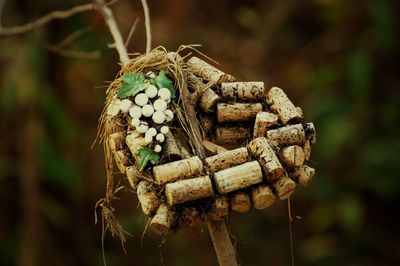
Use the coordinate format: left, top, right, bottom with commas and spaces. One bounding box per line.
99, 46, 316, 236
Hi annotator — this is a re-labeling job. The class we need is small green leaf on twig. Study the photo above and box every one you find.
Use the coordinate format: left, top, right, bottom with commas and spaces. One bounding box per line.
137, 147, 160, 171
117, 72, 148, 99
152, 71, 176, 99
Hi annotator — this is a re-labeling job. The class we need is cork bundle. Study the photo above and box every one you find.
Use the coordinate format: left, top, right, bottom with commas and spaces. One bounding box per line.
100, 47, 316, 236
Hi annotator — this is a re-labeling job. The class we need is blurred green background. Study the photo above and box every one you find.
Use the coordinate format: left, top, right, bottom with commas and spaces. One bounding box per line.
1, 0, 399, 265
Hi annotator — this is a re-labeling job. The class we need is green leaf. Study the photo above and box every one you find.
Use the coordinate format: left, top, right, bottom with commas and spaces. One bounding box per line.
117, 72, 148, 99
137, 147, 160, 171
152, 71, 176, 99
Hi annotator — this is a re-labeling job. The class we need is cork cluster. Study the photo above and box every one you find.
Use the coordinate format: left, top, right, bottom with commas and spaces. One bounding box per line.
103, 52, 316, 236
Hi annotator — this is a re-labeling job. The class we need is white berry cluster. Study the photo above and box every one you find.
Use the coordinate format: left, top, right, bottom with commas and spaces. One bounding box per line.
117, 74, 174, 153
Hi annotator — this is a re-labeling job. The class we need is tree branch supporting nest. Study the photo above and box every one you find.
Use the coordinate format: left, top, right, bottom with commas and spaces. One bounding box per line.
0, 3, 95, 35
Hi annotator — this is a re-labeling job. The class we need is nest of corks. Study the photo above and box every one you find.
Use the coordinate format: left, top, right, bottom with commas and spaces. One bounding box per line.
98, 46, 316, 237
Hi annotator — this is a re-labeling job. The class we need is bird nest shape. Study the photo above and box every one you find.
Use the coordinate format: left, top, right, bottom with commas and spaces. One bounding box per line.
98, 46, 316, 237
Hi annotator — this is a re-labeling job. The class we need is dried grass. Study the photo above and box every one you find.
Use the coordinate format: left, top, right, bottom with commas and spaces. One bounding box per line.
95, 45, 212, 245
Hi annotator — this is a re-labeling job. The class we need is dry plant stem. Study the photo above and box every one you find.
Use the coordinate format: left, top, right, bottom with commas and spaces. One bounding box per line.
124, 18, 139, 47
0, 3, 94, 35
140, 0, 151, 53
207, 220, 238, 266
94, 0, 129, 65
181, 60, 238, 265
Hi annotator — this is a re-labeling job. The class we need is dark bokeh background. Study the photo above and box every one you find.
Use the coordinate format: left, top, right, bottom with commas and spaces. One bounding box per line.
1, 0, 399, 265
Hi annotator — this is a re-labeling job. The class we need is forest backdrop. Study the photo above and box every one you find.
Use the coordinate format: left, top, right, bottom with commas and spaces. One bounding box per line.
0, 0, 399, 265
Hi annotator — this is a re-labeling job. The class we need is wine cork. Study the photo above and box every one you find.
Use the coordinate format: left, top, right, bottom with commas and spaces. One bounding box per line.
150, 204, 175, 236
205, 147, 250, 172
220, 81, 265, 101
199, 115, 214, 135
202, 140, 228, 155
213, 161, 263, 194
200, 89, 221, 113
266, 87, 303, 124
231, 192, 251, 213
109, 131, 126, 152
126, 166, 139, 189
304, 122, 317, 144
153, 156, 203, 184
165, 175, 214, 205
164, 131, 183, 161
266, 124, 306, 146
180, 207, 201, 228
216, 127, 252, 145
273, 175, 296, 200
186, 56, 234, 83
207, 196, 229, 221
303, 140, 311, 161
125, 132, 147, 162
253, 112, 279, 138
106, 98, 121, 117
251, 185, 275, 210
113, 149, 130, 173
280, 145, 305, 167
289, 165, 315, 187
247, 137, 284, 181
187, 72, 205, 92
217, 103, 262, 123
137, 181, 160, 215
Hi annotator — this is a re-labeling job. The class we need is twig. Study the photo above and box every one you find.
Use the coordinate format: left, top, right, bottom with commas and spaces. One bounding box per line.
124, 18, 139, 47
55, 27, 91, 48
94, 0, 129, 65
140, 0, 151, 54
0, 3, 94, 35
45, 44, 101, 59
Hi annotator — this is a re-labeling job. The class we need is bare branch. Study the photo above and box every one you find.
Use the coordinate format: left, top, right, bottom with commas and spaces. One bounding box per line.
94, 0, 129, 65
124, 18, 139, 48
45, 44, 101, 59
140, 0, 151, 54
55, 27, 91, 48
0, 3, 94, 35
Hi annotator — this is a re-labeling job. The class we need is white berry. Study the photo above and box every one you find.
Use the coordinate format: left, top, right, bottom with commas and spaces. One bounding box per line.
144, 134, 153, 144
164, 109, 174, 122
134, 93, 148, 106
131, 117, 140, 127
145, 85, 158, 98
119, 99, 132, 113
146, 71, 156, 79
158, 88, 171, 100
141, 104, 154, 117
160, 126, 169, 134
154, 144, 162, 153
156, 133, 165, 143
152, 111, 166, 124
129, 105, 142, 118
153, 99, 167, 112
146, 127, 157, 137
136, 122, 149, 133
